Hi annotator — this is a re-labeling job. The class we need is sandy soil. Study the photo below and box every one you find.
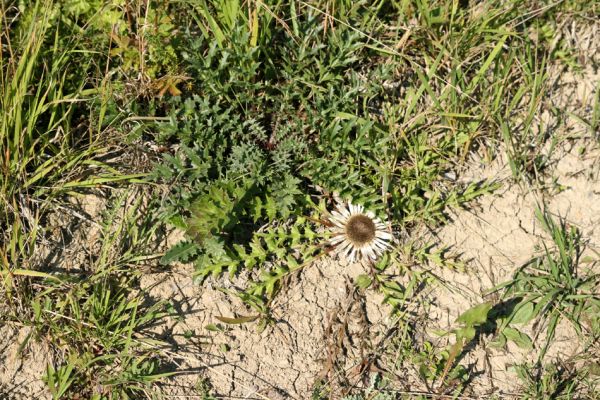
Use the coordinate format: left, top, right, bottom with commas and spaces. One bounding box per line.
140, 255, 393, 399
0, 325, 50, 400
423, 27, 600, 396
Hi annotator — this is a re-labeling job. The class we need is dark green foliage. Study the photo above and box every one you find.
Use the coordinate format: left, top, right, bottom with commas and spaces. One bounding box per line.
152, 20, 372, 275
151, 94, 308, 276
148, 0, 517, 326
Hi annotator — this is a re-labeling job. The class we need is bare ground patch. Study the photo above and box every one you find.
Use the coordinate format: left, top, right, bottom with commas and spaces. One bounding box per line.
141, 254, 394, 399
0, 325, 50, 400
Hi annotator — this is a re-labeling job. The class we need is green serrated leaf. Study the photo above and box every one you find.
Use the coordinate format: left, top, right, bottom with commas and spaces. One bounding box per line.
252, 197, 263, 223
169, 216, 188, 230
265, 195, 277, 220
160, 241, 200, 265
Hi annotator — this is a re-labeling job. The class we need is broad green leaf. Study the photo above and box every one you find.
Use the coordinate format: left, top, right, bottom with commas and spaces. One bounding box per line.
456, 302, 492, 327
503, 327, 533, 350
355, 274, 372, 289
456, 326, 476, 342
489, 333, 507, 349
511, 302, 536, 324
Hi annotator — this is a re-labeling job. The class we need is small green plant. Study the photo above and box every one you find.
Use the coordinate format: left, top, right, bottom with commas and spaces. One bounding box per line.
152, 0, 504, 326
433, 302, 492, 391
513, 362, 580, 400
488, 208, 600, 360
44, 361, 76, 400
382, 321, 470, 398
434, 207, 600, 398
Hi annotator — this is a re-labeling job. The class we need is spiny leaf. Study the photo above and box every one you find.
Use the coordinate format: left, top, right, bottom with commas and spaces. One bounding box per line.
160, 240, 200, 265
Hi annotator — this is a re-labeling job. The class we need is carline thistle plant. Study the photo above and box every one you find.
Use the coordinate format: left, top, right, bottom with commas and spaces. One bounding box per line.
326, 201, 393, 263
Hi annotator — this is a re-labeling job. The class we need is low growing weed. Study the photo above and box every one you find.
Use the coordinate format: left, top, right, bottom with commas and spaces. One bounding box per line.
152, 0, 513, 327
489, 208, 600, 360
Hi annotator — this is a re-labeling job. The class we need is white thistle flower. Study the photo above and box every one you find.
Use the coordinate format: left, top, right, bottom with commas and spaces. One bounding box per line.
327, 201, 393, 262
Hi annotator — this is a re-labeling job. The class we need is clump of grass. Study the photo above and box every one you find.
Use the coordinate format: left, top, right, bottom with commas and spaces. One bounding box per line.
488, 208, 600, 360
0, 0, 142, 309
432, 208, 600, 399
3, 192, 172, 399
513, 362, 585, 400
0, 1, 183, 397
